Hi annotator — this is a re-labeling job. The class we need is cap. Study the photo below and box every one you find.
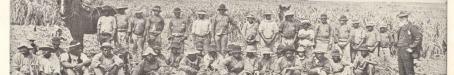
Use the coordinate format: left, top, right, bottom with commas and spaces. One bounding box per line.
338, 15, 348, 21
173, 8, 182, 12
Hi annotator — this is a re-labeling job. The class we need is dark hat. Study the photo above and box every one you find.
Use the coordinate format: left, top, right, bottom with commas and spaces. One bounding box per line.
39, 46, 55, 51
173, 8, 182, 12
351, 20, 360, 24
313, 49, 326, 54
206, 44, 218, 52
100, 42, 114, 49
68, 40, 81, 49
152, 6, 162, 12
169, 42, 182, 49
218, 4, 228, 11
196, 10, 207, 15
320, 14, 328, 19
331, 50, 341, 56
102, 5, 114, 11
281, 45, 296, 53
397, 11, 410, 18
338, 15, 348, 21
17, 43, 31, 50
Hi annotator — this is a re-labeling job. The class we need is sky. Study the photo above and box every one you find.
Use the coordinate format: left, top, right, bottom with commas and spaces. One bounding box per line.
310, 0, 447, 3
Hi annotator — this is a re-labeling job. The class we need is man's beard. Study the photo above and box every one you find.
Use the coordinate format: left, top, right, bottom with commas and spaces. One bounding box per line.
44, 53, 52, 58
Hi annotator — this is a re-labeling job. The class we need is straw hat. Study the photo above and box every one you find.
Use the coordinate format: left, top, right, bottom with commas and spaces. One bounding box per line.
152, 6, 162, 12
217, 4, 228, 11
313, 49, 326, 54
185, 49, 200, 55
397, 11, 410, 18
196, 10, 207, 15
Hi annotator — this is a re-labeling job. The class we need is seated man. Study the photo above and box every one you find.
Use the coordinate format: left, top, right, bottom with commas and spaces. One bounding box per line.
307, 50, 332, 75
273, 46, 300, 75
219, 44, 245, 75
91, 43, 123, 75
353, 48, 377, 75
330, 50, 352, 75
132, 49, 167, 75
12, 44, 39, 75
199, 45, 224, 75
60, 41, 91, 75
38, 46, 62, 75
256, 49, 275, 75
178, 50, 203, 75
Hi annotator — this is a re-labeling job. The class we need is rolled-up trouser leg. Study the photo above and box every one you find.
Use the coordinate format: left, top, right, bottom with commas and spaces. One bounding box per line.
397, 47, 415, 75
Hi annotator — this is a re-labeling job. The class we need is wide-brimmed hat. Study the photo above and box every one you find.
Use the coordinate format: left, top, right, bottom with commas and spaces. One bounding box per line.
228, 44, 242, 53
152, 6, 162, 12
284, 11, 295, 16
351, 20, 360, 24
331, 50, 341, 56
100, 42, 114, 49
196, 10, 207, 15
185, 50, 200, 55
169, 42, 182, 49
142, 48, 157, 56
313, 49, 326, 54
39, 45, 55, 51
17, 43, 31, 50
365, 22, 376, 27
68, 40, 81, 49
263, 11, 273, 15
261, 48, 273, 55
397, 11, 410, 18
173, 8, 182, 12
281, 45, 296, 53
338, 15, 348, 21
217, 4, 228, 11
246, 14, 254, 18
116, 4, 129, 10
379, 24, 388, 28
320, 14, 328, 19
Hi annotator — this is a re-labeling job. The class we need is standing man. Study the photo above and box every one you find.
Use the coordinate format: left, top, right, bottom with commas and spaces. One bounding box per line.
169, 7, 191, 49
128, 7, 147, 62
395, 11, 422, 75
279, 11, 300, 49
258, 11, 280, 53
349, 20, 365, 63
192, 10, 212, 52
314, 14, 335, 55
334, 15, 352, 62
242, 14, 259, 55
211, 4, 238, 54
114, 5, 130, 51
146, 6, 165, 52
296, 20, 316, 58
98, 5, 117, 44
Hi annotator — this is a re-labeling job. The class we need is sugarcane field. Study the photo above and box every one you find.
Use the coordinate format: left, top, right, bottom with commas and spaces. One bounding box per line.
10, 0, 447, 75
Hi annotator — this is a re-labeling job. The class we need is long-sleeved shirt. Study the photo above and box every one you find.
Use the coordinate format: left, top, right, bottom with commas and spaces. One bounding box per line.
98, 16, 117, 34
38, 53, 61, 74
192, 19, 211, 36
11, 53, 38, 74
396, 23, 422, 48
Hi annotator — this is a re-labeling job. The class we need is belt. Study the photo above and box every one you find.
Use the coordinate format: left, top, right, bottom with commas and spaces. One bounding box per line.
117, 29, 128, 32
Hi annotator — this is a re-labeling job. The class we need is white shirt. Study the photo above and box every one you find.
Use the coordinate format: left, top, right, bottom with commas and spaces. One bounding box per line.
192, 19, 211, 36
98, 16, 117, 34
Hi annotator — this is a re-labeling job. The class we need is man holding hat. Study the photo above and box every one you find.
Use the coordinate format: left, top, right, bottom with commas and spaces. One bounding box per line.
191, 10, 211, 52
272, 46, 300, 75
37, 46, 62, 75
297, 19, 316, 58
60, 40, 91, 75
146, 6, 165, 52
169, 7, 191, 48
349, 19, 365, 63
219, 44, 245, 75
334, 15, 352, 62
258, 11, 279, 54
242, 14, 259, 56
307, 49, 331, 75
395, 11, 422, 75
315, 14, 335, 54
178, 49, 202, 75
280, 11, 301, 49
211, 4, 239, 53
132, 48, 167, 75
91, 42, 124, 75
128, 6, 147, 59
12, 44, 39, 75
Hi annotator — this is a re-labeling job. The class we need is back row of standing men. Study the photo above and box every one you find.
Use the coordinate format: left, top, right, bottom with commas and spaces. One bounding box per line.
12, 3, 422, 75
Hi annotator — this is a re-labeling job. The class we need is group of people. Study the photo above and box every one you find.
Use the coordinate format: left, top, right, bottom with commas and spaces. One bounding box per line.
12, 3, 422, 75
